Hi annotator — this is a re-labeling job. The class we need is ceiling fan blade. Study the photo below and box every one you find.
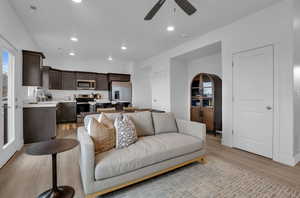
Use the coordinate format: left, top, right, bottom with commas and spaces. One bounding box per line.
144, 0, 167, 20
174, 0, 197, 15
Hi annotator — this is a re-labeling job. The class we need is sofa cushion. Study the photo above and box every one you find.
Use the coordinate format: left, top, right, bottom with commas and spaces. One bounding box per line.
94, 133, 203, 180
124, 111, 154, 137
152, 112, 178, 134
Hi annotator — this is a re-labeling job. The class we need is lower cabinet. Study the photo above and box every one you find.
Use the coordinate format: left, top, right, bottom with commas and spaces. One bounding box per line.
23, 107, 56, 144
191, 106, 202, 122
57, 102, 77, 123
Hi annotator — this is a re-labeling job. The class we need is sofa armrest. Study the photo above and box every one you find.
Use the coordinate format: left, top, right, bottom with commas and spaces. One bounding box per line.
176, 119, 206, 141
77, 126, 95, 192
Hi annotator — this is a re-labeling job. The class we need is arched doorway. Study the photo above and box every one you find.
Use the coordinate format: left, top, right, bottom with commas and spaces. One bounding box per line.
190, 73, 222, 135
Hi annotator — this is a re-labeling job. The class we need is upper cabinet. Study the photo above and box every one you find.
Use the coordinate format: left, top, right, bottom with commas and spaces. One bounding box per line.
108, 73, 130, 82
49, 69, 62, 90
76, 72, 96, 81
62, 71, 76, 90
22, 50, 45, 86
96, 74, 108, 90
41, 66, 130, 90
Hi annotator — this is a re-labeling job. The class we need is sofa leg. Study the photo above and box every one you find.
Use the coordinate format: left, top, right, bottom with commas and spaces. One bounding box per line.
198, 157, 207, 164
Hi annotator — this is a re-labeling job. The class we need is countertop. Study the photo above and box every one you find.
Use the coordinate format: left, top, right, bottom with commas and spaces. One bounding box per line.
23, 99, 131, 108
89, 100, 130, 105
23, 100, 76, 108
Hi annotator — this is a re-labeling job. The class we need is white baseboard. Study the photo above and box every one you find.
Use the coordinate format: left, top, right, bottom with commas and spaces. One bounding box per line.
294, 153, 300, 165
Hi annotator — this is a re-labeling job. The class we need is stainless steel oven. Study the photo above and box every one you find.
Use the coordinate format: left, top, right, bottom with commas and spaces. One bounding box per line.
75, 96, 95, 115
77, 80, 96, 90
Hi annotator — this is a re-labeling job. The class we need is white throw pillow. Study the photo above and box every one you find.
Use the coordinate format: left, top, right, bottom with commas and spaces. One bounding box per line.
114, 114, 138, 149
152, 112, 178, 134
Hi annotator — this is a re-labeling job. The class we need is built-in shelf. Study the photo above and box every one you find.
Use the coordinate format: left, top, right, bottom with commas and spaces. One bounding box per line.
190, 73, 222, 132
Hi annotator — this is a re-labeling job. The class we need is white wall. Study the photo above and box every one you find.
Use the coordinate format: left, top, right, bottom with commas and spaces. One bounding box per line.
136, 0, 295, 166
131, 65, 152, 108
188, 53, 222, 80
170, 59, 189, 119
0, 0, 39, 150
293, 0, 300, 161
150, 60, 171, 112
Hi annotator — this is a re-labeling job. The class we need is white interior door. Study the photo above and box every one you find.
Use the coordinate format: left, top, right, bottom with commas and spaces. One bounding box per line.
0, 41, 17, 168
233, 46, 274, 158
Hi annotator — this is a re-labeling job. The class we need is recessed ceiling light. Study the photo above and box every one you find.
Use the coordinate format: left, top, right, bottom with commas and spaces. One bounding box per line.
167, 26, 175, 32
69, 52, 75, 56
72, 0, 82, 3
108, 56, 113, 61
70, 37, 78, 42
121, 46, 127, 50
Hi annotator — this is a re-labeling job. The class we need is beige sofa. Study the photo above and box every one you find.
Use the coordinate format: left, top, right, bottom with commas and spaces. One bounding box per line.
78, 111, 206, 198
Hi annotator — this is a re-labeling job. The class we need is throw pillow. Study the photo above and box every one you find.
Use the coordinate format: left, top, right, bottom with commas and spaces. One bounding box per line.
98, 113, 114, 128
88, 118, 116, 154
124, 111, 155, 137
152, 112, 178, 134
114, 114, 138, 149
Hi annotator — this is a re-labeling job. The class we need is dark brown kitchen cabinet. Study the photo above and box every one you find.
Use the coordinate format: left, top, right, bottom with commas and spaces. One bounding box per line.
76, 72, 96, 81
57, 102, 76, 123
96, 74, 108, 90
41, 66, 130, 90
108, 73, 130, 82
42, 66, 50, 89
49, 69, 62, 90
22, 50, 45, 86
62, 71, 76, 90
23, 107, 56, 144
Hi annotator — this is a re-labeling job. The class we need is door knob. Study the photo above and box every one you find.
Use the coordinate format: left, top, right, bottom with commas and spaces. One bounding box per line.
266, 106, 272, 110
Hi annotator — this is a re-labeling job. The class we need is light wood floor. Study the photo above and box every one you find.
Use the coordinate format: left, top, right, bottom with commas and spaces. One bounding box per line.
0, 124, 299, 198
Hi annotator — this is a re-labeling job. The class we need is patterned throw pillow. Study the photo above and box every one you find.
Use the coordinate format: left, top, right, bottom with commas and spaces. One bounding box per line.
114, 114, 138, 149
88, 117, 116, 154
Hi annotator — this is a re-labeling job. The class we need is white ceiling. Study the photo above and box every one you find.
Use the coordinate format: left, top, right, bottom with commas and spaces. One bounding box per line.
10, 0, 281, 62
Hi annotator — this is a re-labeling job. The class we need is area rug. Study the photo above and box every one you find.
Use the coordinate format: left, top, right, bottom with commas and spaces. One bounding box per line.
101, 157, 300, 198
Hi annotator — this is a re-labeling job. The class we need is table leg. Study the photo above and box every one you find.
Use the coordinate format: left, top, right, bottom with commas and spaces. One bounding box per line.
52, 153, 58, 192
36, 153, 75, 198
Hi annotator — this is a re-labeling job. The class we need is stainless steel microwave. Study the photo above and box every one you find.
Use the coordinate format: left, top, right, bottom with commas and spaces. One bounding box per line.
77, 80, 96, 90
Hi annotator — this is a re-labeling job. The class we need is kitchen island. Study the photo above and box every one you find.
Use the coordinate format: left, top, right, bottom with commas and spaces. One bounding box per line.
23, 100, 76, 144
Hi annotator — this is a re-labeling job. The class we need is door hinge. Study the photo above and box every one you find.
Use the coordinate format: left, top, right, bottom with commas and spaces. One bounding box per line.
232, 61, 234, 67
232, 130, 234, 135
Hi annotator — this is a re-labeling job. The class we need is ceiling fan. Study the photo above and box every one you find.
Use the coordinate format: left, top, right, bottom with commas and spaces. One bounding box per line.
144, 0, 197, 21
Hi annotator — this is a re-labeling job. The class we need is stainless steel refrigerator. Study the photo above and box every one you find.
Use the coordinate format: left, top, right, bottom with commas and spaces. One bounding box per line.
110, 81, 132, 103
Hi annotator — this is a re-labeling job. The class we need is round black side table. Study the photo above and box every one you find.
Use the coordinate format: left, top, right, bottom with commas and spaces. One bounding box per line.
26, 139, 79, 198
